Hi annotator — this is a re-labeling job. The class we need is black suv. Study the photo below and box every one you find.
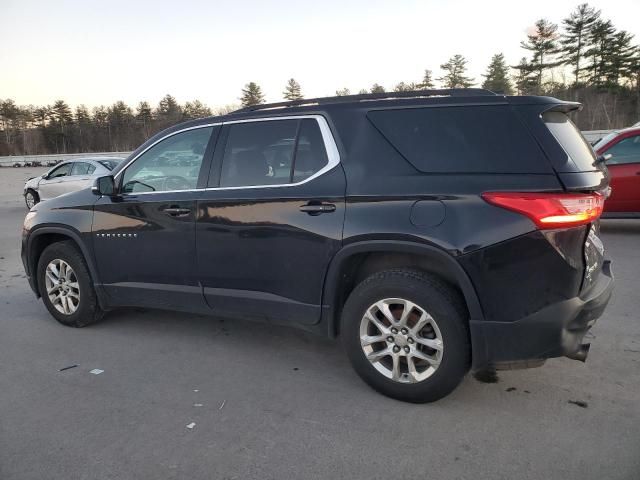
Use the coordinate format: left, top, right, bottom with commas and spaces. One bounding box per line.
21, 89, 614, 402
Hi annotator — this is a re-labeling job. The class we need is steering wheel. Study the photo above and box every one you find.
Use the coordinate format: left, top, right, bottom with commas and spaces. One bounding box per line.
163, 175, 191, 191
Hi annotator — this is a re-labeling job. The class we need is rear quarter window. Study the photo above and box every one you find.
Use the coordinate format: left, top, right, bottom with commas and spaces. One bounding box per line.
367, 106, 550, 173
543, 111, 597, 171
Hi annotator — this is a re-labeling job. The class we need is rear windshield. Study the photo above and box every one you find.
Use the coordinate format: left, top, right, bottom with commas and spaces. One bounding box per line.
543, 111, 596, 170
98, 159, 121, 170
367, 106, 550, 173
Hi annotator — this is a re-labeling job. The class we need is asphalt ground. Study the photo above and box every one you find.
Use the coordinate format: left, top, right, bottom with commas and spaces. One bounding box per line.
1, 167, 638, 479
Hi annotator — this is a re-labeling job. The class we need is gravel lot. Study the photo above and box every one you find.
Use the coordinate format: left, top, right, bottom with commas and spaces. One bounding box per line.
1, 167, 639, 480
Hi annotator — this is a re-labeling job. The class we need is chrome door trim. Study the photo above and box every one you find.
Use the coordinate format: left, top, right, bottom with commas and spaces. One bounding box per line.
115, 115, 341, 196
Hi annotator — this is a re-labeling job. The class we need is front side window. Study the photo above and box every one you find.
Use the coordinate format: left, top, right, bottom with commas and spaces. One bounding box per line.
121, 127, 213, 193
606, 135, 640, 165
219, 118, 329, 188
47, 163, 71, 179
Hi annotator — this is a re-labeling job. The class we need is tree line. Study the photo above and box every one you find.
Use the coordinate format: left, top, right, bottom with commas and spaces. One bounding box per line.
1, 3, 638, 157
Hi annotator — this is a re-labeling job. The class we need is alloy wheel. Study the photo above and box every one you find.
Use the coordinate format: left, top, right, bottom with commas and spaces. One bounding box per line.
44, 259, 80, 315
360, 298, 444, 383
25, 192, 36, 209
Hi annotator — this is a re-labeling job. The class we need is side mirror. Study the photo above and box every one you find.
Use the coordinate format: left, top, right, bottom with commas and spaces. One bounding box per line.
92, 175, 115, 196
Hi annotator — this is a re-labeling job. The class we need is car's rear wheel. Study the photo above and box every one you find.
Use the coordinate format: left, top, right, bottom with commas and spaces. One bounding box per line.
341, 269, 470, 403
37, 241, 104, 327
25, 189, 39, 209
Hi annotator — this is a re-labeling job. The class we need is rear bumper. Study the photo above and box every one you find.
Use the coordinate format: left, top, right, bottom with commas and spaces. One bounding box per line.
470, 259, 614, 370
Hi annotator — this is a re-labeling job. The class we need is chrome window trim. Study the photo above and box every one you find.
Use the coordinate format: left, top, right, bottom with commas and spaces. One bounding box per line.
115, 115, 340, 195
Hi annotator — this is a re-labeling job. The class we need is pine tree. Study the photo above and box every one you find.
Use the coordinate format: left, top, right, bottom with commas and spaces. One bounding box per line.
520, 19, 561, 91
438, 55, 475, 88
357, 89, 368, 95
74, 105, 91, 151
370, 83, 385, 93
136, 101, 153, 137
240, 82, 265, 107
394, 82, 417, 92
585, 19, 617, 86
335, 88, 351, 96
417, 69, 435, 89
560, 3, 600, 85
482, 53, 514, 94
513, 57, 537, 95
283, 78, 303, 100
157, 94, 182, 125
604, 30, 638, 87
183, 100, 212, 119
49, 100, 73, 153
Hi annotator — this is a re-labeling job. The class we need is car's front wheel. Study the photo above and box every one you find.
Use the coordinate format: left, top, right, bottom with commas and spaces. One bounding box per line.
341, 269, 470, 403
25, 189, 39, 209
37, 241, 104, 327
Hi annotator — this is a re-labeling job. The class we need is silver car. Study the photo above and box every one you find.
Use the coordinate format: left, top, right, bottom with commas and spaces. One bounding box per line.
23, 157, 124, 209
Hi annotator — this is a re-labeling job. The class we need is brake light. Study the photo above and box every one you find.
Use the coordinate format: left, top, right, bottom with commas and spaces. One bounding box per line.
482, 192, 604, 229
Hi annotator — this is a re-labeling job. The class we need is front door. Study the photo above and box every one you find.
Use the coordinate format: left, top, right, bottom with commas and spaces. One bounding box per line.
196, 116, 345, 325
92, 125, 218, 310
604, 134, 640, 213
38, 162, 73, 200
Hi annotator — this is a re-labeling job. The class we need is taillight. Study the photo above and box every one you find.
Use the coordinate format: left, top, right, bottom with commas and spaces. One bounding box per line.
482, 192, 604, 229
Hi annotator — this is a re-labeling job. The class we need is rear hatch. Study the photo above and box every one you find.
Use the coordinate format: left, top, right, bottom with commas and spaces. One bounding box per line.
507, 97, 609, 294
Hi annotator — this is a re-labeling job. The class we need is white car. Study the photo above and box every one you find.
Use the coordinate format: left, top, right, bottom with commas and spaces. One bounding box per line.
23, 157, 124, 209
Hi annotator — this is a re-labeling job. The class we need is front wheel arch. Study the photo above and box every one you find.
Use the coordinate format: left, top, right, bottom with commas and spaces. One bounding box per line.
28, 227, 105, 309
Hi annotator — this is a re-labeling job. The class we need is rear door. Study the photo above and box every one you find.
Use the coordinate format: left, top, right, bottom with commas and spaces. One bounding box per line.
196, 115, 345, 325
64, 161, 97, 194
601, 133, 640, 213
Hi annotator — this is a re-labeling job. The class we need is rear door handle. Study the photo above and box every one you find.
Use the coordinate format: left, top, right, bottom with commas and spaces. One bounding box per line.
162, 207, 191, 217
299, 203, 336, 215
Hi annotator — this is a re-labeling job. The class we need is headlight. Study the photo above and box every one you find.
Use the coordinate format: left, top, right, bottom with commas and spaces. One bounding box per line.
24, 210, 37, 226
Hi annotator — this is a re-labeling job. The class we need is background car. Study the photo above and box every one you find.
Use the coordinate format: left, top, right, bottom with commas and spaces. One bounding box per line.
594, 126, 640, 217
23, 157, 124, 209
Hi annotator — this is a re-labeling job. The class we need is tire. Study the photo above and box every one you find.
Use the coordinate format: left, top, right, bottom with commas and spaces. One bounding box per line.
341, 269, 470, 403
37, 240, 104, 328
25, 189, 39, 209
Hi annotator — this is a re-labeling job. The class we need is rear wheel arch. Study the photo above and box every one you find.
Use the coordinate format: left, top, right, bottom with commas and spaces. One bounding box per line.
322, 241, 484, 337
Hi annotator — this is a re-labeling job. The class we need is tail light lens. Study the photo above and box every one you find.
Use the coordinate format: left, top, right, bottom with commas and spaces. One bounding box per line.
482, 192, 604, 229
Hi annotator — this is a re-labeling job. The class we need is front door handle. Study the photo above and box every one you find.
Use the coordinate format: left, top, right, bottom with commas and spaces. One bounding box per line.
299, 203, 336, 215
162, 207, 191, 217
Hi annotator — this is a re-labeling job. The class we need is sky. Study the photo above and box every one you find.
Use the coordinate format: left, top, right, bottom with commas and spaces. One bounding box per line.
1, 0, 639, 110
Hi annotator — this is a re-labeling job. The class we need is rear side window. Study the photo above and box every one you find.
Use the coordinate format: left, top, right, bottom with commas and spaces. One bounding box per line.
367, 106, 549, 173
219, 118, 329, 187
71, 162, 94, 175
543, 111, 596, 170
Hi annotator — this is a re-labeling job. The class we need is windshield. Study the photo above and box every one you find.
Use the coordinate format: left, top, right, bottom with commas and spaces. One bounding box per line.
592, 132, 619, 150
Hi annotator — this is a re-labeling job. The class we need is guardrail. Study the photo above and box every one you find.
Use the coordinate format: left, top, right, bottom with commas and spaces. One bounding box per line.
0, 152, 131, 167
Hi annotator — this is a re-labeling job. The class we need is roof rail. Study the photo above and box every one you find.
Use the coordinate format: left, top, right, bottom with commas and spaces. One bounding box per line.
231, 88, 497, 114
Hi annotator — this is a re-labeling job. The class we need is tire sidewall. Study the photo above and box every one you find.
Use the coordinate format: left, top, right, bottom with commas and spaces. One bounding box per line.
341, 272, 470, 403
37, 242, 96, 327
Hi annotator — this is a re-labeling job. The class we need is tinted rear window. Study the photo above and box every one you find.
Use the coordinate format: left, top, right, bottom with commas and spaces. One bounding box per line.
543, 111, 596, 170
367, 106, 549, 173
